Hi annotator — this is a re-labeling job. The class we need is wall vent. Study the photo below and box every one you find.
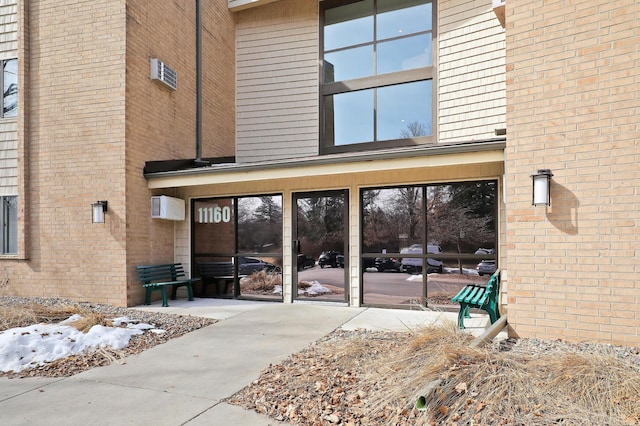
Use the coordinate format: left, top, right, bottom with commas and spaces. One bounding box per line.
151, 196, 185, 221
150, 58, 177, 91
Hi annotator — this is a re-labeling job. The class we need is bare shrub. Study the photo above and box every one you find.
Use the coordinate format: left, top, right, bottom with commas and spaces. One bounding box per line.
231, 323, 640, 426
364, 324, 640, 425
297, 281, 312, 289
66, 312, 111, 333
1, 302, 111, 333
240, 270, 282, 294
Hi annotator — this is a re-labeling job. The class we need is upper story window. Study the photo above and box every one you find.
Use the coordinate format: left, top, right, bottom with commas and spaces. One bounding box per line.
2, 59, 17, 118
321, 0, 434, 153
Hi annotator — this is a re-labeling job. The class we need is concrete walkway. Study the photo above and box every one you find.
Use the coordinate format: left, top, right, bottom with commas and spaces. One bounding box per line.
0, 299, 497, 425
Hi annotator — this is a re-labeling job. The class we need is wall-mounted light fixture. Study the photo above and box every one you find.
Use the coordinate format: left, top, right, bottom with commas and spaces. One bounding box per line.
531, 169, 553, 206
91, 201, 108, 223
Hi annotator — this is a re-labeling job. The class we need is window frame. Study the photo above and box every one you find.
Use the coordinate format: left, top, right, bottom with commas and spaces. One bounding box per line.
319, 0, 436, 154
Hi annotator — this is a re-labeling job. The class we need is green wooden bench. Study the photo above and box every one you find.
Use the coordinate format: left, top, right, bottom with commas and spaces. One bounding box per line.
197, 262, 250, 296
451, 269, 501, 329
197, 261, 234, 296
136, 263, 200, 307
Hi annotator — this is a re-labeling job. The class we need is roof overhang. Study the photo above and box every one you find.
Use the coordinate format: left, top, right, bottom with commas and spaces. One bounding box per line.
144, 139, 506, 190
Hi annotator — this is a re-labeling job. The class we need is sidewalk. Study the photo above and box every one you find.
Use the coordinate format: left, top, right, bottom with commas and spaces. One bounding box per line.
0, 299, 498, 426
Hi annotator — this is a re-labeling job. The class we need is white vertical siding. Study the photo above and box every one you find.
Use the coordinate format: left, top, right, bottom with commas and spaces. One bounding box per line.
0, 0, 16, 195
235, 0, 319, 163
438, 0, 506, 143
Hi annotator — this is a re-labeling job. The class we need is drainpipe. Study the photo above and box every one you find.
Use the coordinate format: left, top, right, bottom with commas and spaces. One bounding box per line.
194, 0, 209, 165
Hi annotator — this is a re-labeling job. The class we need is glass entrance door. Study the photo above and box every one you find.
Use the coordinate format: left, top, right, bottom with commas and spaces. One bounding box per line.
293, 191, 348, 302
192, 195, 283, 301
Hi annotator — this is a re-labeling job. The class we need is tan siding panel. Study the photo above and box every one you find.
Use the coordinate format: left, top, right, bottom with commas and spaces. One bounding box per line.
237, 56, 316, 68
237, 93, 317, 108
236, 0, 319, 162
237, 27, 316, 48
236, 141, 318, 159
0, 122, 17, 194
238, 122, 318, 135
438, 0, 506, 143
237, 97, 316, 113
237, 71, 318, 88
237, 107, 316, 120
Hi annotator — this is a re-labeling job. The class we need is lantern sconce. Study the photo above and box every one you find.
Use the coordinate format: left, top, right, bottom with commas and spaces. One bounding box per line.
531, 169, 553, 206
91, 201, 108, 223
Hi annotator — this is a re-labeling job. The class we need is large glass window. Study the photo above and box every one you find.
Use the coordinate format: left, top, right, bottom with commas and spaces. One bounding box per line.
192, 195, 283, 301
294, 191, 348, 303
361, 182, 497, 307
322, 0, 433, 152
2, 59, 17, 118
1, 196, 17, 254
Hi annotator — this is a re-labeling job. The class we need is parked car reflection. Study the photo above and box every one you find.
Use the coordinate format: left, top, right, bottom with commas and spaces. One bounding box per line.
475, 248, 495, 255
374, 257, 402, 272
318, 251, 343, 268
238, 256, 281, 274
297, 254, 316, 271
400, 244, 444, 274
477, 259, 496, 276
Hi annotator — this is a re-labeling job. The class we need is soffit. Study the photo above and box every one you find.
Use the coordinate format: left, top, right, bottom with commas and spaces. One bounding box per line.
145, 140, 505, 189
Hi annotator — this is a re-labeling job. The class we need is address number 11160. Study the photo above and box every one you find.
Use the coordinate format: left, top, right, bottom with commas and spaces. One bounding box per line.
197, 206, 231, 223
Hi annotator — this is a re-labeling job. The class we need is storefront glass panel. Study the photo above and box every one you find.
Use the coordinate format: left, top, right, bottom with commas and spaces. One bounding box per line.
293, 191, 348, 302
361, 181, 497, 307
192, 195, 283, 301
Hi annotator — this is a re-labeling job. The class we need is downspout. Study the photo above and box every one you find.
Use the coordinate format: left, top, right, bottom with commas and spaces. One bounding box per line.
194, 0, 209, 165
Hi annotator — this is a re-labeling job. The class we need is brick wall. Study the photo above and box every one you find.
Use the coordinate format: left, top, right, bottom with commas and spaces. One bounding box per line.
0, 0, 129, 305
124, 0, 235, 305
505, 0, 640, 345
1, 1, 235, 307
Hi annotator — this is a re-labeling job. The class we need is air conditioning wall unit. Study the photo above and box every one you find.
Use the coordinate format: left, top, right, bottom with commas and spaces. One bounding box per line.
150, 58, 177, 91
151, 196, 185, 221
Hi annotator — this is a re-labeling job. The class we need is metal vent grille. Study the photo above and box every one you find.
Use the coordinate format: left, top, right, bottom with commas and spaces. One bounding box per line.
151, 196, 161, 217
150, 58, 177, 91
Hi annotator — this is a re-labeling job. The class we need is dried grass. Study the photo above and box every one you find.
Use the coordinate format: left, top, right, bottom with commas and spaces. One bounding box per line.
240, 270, 282, 293
361, 322, 640, 425
0, 302, 111, 333
66, 312, 111, 333
297, 281, 312, 289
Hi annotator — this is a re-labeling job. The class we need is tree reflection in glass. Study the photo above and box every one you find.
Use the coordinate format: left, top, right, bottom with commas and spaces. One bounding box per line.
3, 59, 17, 117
